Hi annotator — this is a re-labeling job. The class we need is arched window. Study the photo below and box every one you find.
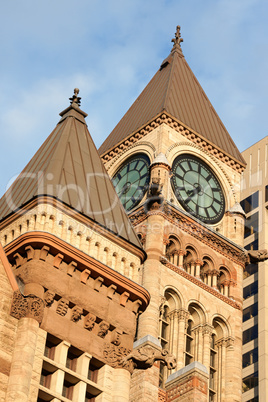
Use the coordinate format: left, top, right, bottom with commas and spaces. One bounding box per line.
209, 333, 217, 400
185, 319, 194, 365
158, 289, 182, 388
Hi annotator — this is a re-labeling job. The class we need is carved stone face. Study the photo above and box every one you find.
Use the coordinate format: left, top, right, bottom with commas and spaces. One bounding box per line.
56, 299, 69, 316
84, 313, 96, 331
98, 321, 109, 338
71, 306, 83, 322
44, 290, 55, 306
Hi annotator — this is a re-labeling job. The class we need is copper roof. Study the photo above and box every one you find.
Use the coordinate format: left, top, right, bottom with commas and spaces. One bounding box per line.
99, 27, 245, 166
0, 91, 142, 249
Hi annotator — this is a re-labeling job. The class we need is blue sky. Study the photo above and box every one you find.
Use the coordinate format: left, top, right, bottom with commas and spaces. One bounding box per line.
0, 0, 267, 196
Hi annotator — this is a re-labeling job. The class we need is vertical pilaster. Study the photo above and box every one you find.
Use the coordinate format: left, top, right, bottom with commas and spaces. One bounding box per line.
202, 324, 213, 374
138, 212, 165, 339
177, 309, 189, 370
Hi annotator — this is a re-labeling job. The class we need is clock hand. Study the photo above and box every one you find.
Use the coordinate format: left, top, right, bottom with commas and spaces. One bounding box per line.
185, 185, 201, 203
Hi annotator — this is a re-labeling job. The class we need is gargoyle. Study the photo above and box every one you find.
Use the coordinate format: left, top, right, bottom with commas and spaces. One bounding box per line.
245, 249, 268, 264
121, 345, 176, 373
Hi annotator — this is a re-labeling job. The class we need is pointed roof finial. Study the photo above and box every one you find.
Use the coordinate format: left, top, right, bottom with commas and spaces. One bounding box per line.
171, 25, 183, 52
69, 88, 81, 107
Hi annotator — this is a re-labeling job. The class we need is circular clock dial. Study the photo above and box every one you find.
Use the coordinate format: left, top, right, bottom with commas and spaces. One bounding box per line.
171, 154, 225, 224
112, 154, 150, 211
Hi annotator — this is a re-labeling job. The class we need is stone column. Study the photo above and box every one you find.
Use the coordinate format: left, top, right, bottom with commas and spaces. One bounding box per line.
168, 311, 175, 353
176, 309, 189, 370
223, 281, 230, 297
6, 284, 45, 402
225, 337, 241, 401
112, 369, 131, 402
170, 310, 179, 368
195, 260, 202, 279
212, 270, 218, 288
178, 250, 185, 268
5, 317, 40, 402
215, 339, 227, 401
202, 324, 213, 374
138, 212, 165, 339
197, 325, 203, 362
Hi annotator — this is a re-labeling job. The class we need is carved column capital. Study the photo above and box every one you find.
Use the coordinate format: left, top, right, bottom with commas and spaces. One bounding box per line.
178, 308, 190, 322
10, 290, 44, 325
202, 324, 214, 337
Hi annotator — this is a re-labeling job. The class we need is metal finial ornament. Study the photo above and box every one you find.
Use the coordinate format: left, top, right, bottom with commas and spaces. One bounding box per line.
171, 25, 183, 50
69, 88, 81, 107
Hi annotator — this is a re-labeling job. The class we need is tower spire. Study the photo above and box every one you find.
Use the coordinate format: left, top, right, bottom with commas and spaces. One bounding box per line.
171, 25, 183, 53
69, 88, 81, 107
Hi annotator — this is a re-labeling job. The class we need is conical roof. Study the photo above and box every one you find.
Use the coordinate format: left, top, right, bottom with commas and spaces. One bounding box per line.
99, 27, 245, 166
0, 90, 142, 249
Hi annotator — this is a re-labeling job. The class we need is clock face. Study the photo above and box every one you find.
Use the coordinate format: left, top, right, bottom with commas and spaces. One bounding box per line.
171, 154, 225, 224
112, 154, 150, 211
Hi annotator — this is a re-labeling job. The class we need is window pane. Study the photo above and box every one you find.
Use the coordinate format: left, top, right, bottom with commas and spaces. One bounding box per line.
243, 303, 258, 322
243, 325, 258, 345
241, 192, 259, 214
243, 281, 258, 300
242, 371, 258, 392
245, 239, 259, 251
244, 263, 258, 279
242, 347, 258, 368
244, 212, 259, 239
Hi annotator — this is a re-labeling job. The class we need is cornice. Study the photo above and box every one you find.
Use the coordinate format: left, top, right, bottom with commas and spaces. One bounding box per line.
160, 257, 241, 310
100, 112, 245, 173
129, 202, 245, 267
0, 196, 146, 263
4, 231, 150, 310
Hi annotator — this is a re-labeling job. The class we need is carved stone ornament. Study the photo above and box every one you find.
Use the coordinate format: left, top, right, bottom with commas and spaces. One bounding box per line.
56, 298, 69, 316
121, 346, 177, 374
84, 313, 96, 331
44, 290, 55, 307
98, 321, 110, 338
103, 343, 131, 370
71, 306, 83, 322
245, 249, 268, 264
111, 329, 122, 346
10, 290, 44, 324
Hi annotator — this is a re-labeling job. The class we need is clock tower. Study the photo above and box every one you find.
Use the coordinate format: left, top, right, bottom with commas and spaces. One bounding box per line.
100, 26, 245, 402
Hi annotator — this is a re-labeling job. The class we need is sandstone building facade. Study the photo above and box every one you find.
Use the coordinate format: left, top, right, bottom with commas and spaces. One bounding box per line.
0, 26, 245, 401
